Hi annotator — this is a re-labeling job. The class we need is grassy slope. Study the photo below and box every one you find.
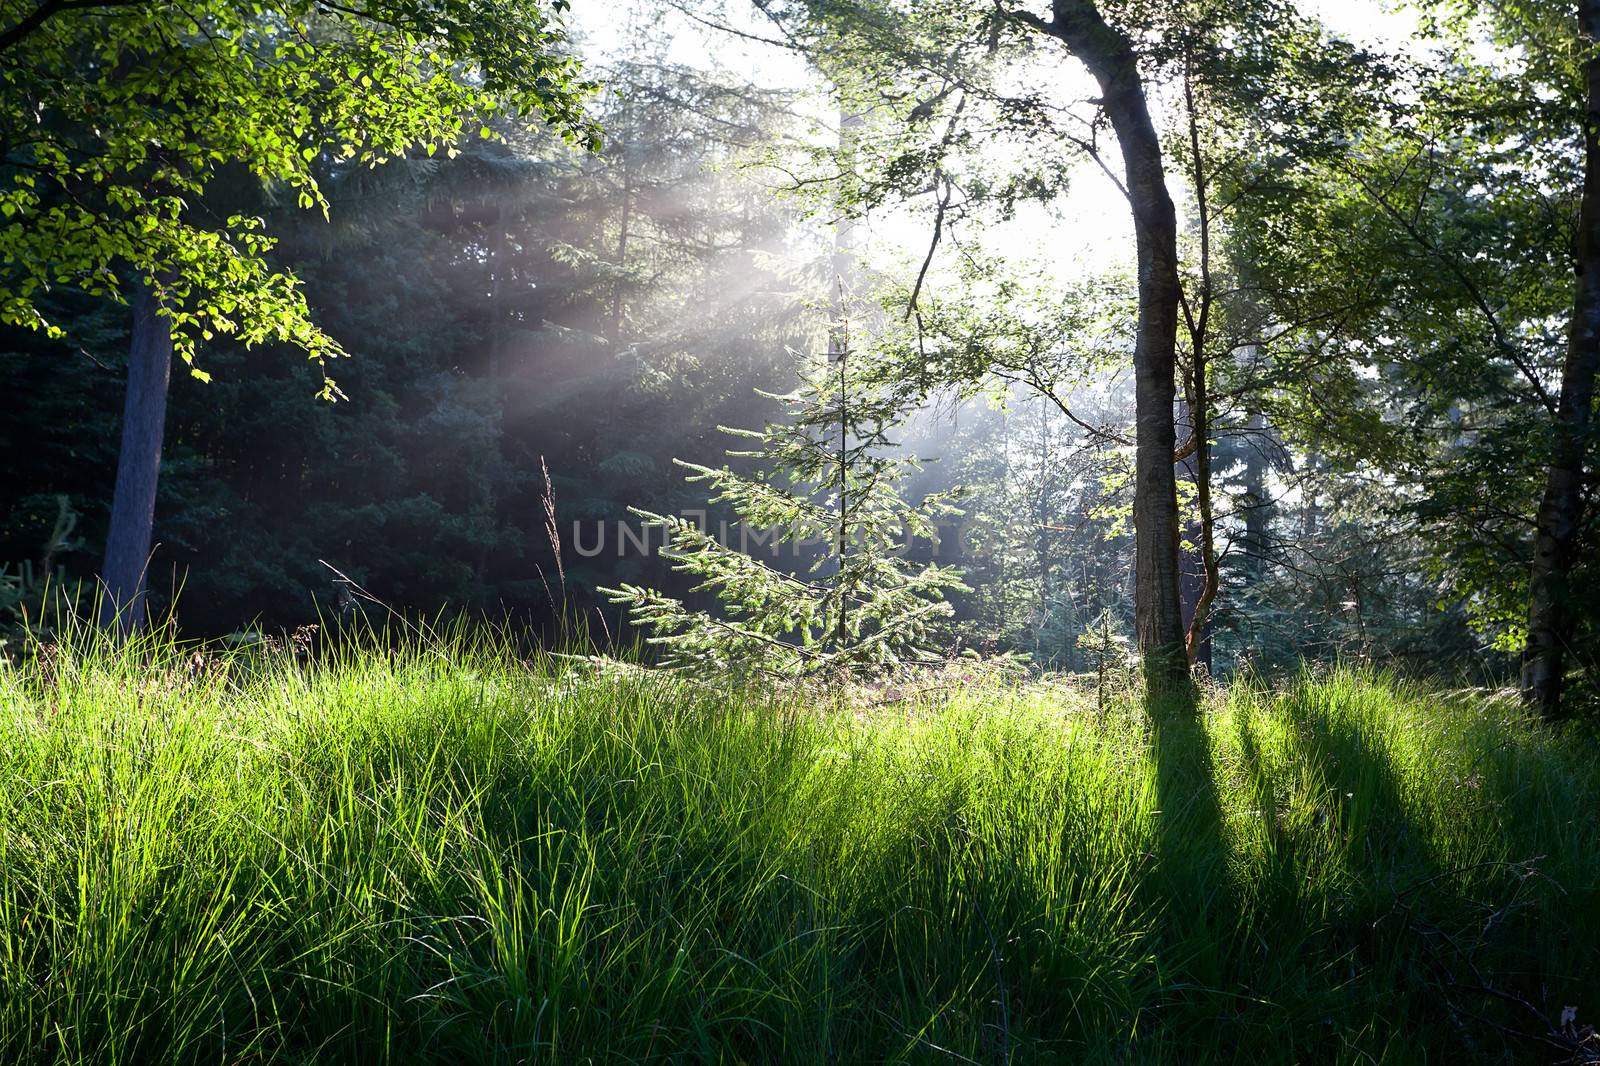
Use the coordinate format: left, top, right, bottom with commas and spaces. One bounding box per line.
0, 638, 1595, 1064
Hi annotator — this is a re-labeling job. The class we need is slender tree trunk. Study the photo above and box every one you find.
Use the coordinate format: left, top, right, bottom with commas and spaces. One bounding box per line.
1523, 0, 1600, 720
1176, 399, 1203, 635
1024, 0, 1187, 691
1178, 400, 1216, 672
1189, 417, 1217, 671
1179, 61, 1217, 673
100, 283, 172, 635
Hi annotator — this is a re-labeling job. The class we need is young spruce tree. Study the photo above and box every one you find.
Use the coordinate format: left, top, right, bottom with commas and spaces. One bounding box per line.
603, 327, 966, 681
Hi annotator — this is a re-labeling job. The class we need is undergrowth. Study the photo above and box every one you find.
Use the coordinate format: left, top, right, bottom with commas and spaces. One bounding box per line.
0, 631, 1595, 1063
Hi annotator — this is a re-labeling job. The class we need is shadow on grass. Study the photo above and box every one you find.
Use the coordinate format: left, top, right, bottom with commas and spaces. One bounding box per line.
1273, 687, 1554, 1059
1232, 701, 1301, 920
1283, 692, 1438, 891
1139, 685, 1245, 1051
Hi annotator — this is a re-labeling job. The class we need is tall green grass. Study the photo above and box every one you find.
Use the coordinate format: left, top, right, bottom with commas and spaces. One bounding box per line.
0, 633, 1594, 1063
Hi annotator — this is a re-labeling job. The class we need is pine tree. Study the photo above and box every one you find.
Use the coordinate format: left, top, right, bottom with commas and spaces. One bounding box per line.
603, 332, 966, 681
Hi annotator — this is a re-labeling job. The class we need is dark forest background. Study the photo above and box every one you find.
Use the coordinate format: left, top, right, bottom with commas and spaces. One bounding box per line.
1, 12, 1576, 688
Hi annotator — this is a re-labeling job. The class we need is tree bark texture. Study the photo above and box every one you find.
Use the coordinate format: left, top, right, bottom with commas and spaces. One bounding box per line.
1523, 0, 1600, 720
1029, 0, 1188, 691
100, 282, 172, 636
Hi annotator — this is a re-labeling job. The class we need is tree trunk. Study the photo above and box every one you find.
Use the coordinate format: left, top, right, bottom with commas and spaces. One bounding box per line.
1182, 340, 1218, 673
1028, 0, 1187, 691
1178, 401, 1215, 672
1523, 0, 1600, 720
99, 283, 173, 636
1178, 61, 1217, 674
1176, 401, 1203, 627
